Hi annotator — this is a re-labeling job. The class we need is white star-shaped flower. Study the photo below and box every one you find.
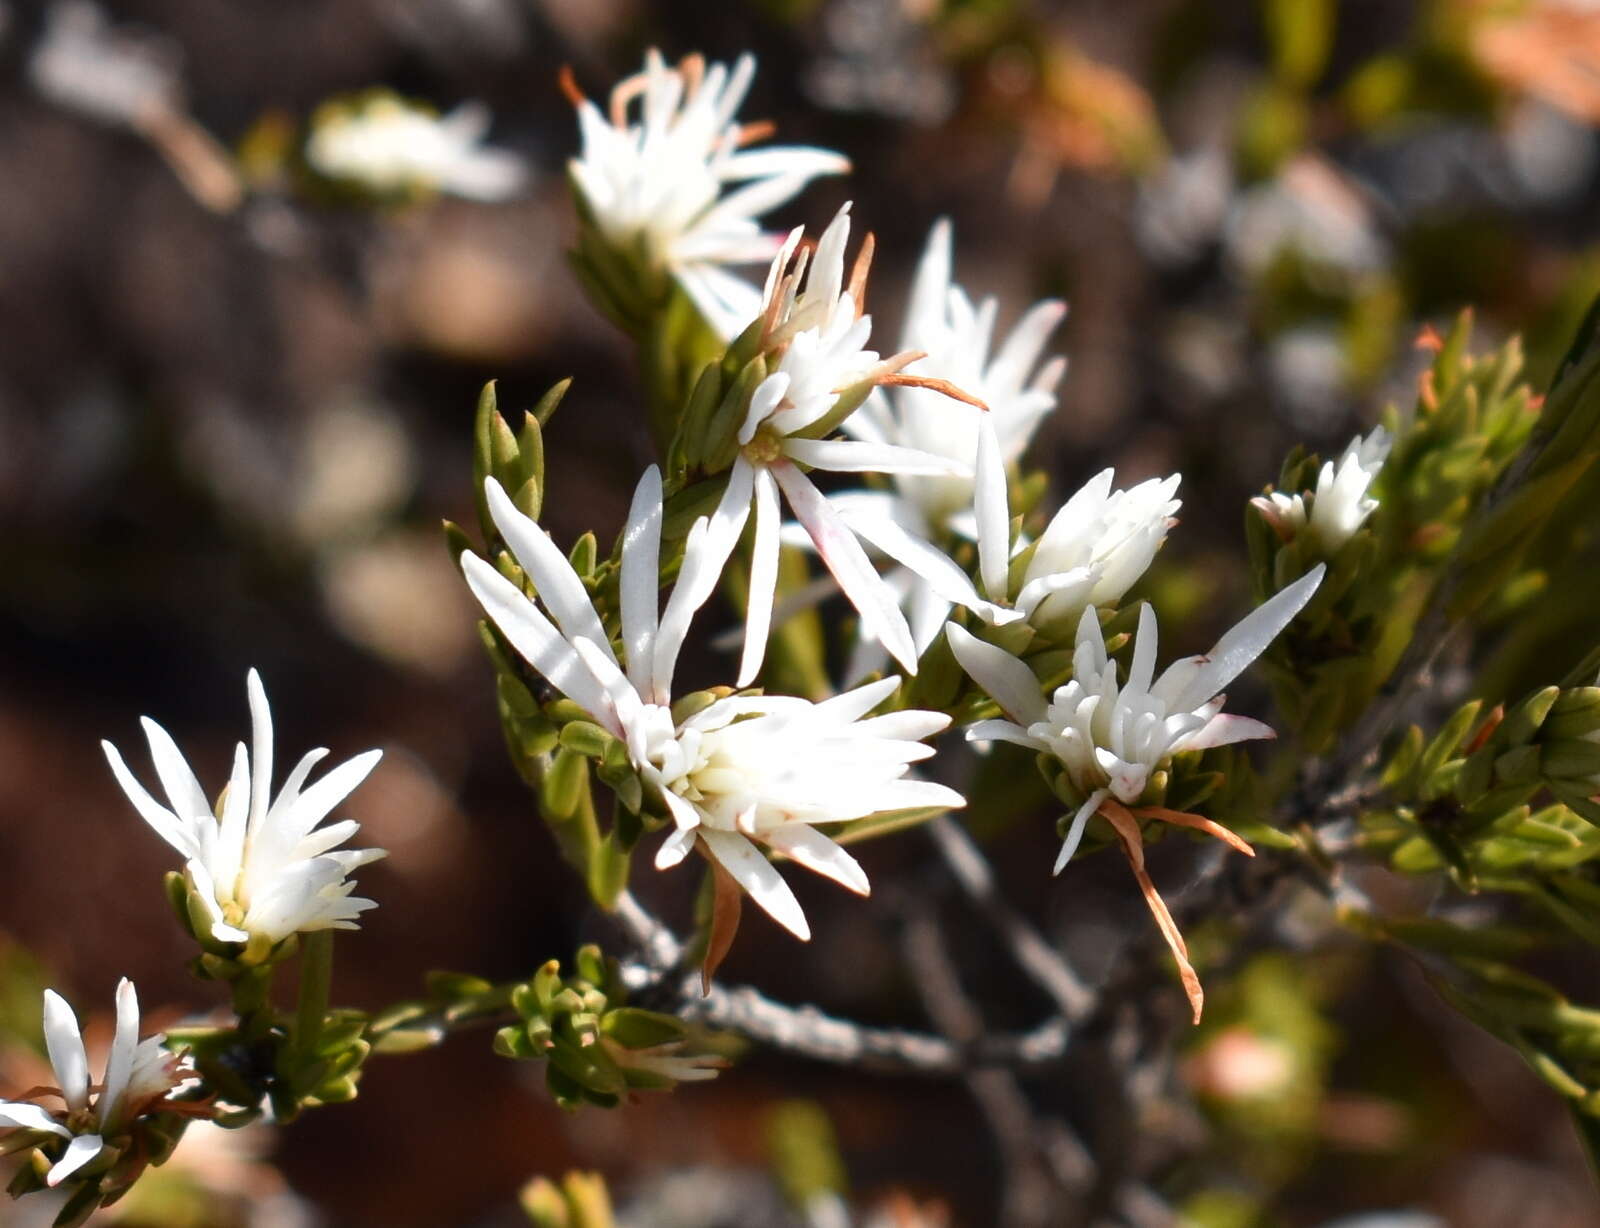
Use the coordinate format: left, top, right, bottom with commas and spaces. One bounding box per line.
307, 92, 526, 201
569, 49, 849, 339
836, 411, 1179, 650
703, 203, 981, 685
460, 468, 963, 939
0, 980, 186, 1188
947, 564, 1323, 872
102, 672, 385, 950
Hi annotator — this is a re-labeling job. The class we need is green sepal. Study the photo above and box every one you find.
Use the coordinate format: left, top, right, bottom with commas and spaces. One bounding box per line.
601, 1007, 688, 1049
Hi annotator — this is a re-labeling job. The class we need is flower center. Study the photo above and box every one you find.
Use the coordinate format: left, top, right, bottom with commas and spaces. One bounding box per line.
741, 427, 784, 466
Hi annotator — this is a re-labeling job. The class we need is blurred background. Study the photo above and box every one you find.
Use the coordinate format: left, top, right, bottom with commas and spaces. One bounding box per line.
4, 0, 1600, 1224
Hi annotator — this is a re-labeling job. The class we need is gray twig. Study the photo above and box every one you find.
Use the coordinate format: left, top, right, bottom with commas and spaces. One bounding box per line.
927, 813, 1098, 1021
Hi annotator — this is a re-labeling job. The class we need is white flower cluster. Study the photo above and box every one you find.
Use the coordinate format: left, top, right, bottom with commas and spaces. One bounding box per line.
0, 981, 187, 1187
1253, 425, 1392, 551
451, 47, 1360, 948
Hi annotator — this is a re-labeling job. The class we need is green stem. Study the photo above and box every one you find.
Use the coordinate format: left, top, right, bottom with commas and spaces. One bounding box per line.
229, 965, 276, 1042
294, 931, 334, 1063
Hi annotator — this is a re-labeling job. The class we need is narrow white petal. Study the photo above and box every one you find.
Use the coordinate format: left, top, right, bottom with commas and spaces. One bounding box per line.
620, 466, 664, 695
1127, 603, 1159, 696
655, 823, 698, 869
42, 992, 89, 1114
945, 623, 1047, 726
1053, 789, 1106, 875
137, 717, 210, 822
46, 1133, 103, 1187
700, 828, 810, 940
833, 502, 983, 607
1163, 564, 1325, 712
484, 478, 616, 668
784, 438, 971, 477
773, 461, 919, 674
965, 719, 1048, 751
903, 218, 953, 352
765, 825, 870, 895
0, 1102, 70, 1138
737, 466, 782, 687
101, 740, 197, 858
461, 551, 620, 735
975, 416, 1011, 602
98, 979, 140, 1129
739, 372, 792, 444
245, 670, 273, 835
276, 749, 383, 841
783, 438, 969, 477
653, 479, 747, 704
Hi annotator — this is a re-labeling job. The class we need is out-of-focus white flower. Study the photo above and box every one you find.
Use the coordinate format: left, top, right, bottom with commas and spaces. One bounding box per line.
461, 469, 962, 940
1252, 425, 1390, 551
948, 565, 1323, 872
102, 672, 385, 950
569, 49, 849, 338
703, 204, 979, 685
0, 981, 185, 1188
307, 92, 526, 201
1225, 155, 1386, 281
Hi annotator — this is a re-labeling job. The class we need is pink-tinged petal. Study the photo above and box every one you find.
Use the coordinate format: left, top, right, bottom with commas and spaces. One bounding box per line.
620, 466, 664, 695
655, 822, 698, 869
1159, 564, 1325, 712
460, 551, 619, 735
944, 623, 1047, 726
1178, 713, 1277, 751
737, 466, 783, 687
42, 991, 89, 1114
1053, 789, 1106, 875
0, 1102, 70, 1138
765, 824, 869, 895
45, 1133, 103, 1187
245, 670, 273, 835
739, 372, 792, 444
98, 979, 140, 1130
484, 478, 616, 669
974, 416, 1011, 603
773, 461, 919, 674
101, 740, 196, 858
700, 828, 810, 940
